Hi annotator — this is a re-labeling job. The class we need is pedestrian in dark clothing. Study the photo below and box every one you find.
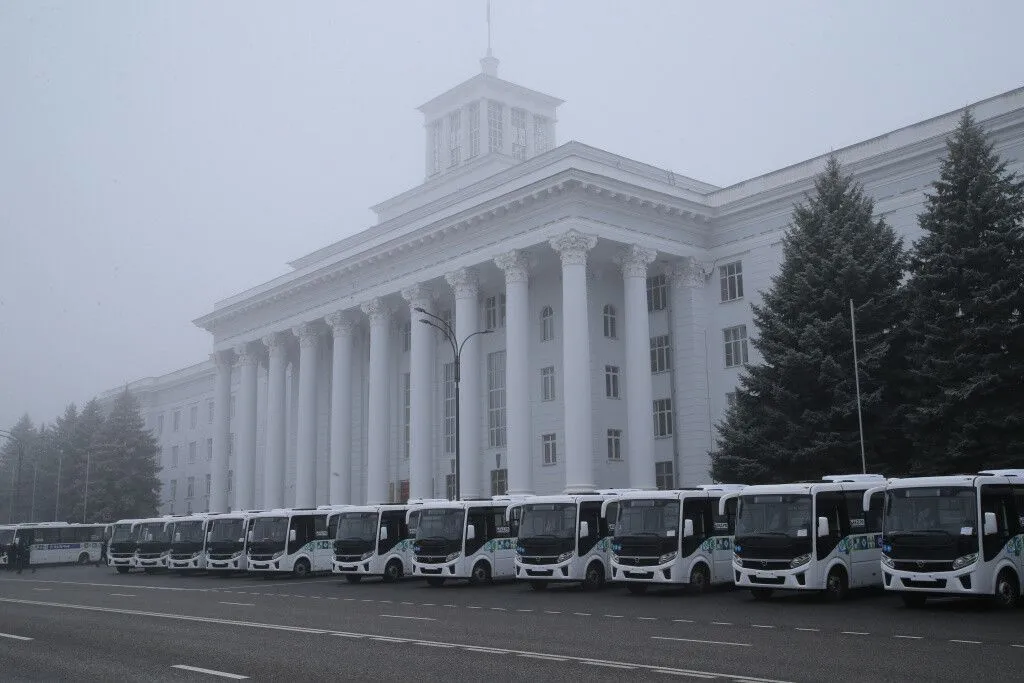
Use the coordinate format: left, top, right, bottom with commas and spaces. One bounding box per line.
15, 536, 33, 574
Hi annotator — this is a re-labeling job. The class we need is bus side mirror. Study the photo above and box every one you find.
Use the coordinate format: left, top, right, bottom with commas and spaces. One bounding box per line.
206, 531, 212, 541
683, 519, 694, 538
983, 512, 998, 536
466, 525, 476, 541
289, 529, 297, 543
379, 526, 388, 541
579, 521, 590, 538
247, 531, 253, 542
817, 517, 830, 538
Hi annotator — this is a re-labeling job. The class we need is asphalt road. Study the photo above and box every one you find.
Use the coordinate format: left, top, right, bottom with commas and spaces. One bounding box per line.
1, 566, 1022, 681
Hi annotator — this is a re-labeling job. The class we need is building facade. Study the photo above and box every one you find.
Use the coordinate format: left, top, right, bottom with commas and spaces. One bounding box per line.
103, 56, 1024, 515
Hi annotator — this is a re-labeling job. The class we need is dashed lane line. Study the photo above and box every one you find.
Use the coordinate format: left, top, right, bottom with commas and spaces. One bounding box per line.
0, 632, 33, 641
950, 639, 982, 644
652, 636, 752, 648
171, 664, 248, 680
841, 632, 869, 636
110, 593, 135, 597
894, 635, 922, 640
380, 614, 437, 622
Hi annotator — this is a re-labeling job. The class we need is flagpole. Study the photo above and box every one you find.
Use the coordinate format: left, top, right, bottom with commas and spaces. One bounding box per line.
850, 299, 867, 474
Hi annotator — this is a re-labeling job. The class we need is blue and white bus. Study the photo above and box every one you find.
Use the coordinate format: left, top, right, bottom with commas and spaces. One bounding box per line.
333, 503, 428, 583
12, 522, 107, 566
167, 513, 211, 573
246, 508, 336, 578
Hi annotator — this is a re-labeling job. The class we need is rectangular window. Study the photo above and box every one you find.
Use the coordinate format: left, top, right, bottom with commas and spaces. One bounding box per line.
605, 365, 620, 399
189, 406, 197, 429
542, 433, 557, 466
490, 468, 508, 496
430, 119, 443, 175
208, 400, 214, 423
487, 351, 507, 448
443, 362, 456, 454
655, 461, 674, 490
169, 479, 177, 500
206, 438, 213, 461
647, 274, 668, 312
484, 296, 497, 330
402, 321, 411, 353
402, 372, 411, 459
498, 293, 506, 327
171, 445, 179, 468
188, 441, 197, 465
511, 107, 527, 160
603, 305, 617, 339
448, 109, 461, 167
227, 469, 233, 493
468, 102, 480, 158
541, 366, 556, 401
653, 398, 673, 438
607, 429, 622, 461
488, 100, 503, 153
650, 334, 672, 373
723, 325, 749, 368
720, 261, 744, 302
157, 414, 164, 434
186, 476, 195, 500
173, 410, 181, 432
533, 114, 550, 153
205, 474, 211, 495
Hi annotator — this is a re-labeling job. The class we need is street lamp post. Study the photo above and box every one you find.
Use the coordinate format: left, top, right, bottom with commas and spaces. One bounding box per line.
414, 307, 492, 502
0, 429, 25, 524
83, 448, 92, 523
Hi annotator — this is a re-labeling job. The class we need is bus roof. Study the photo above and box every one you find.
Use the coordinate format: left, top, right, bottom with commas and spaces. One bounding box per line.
519, 493, 619, 505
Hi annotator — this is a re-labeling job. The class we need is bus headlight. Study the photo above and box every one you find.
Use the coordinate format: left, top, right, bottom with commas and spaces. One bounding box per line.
360, 551, 374, 561
557, 552, 573, 563
790, 554, 810, 568
952, 553, 978, 570
231, 551, 243, 559
880, 555, 894, 568
658, 552, 677, 564
272, 551, 285, 560
445, 552, 461, 563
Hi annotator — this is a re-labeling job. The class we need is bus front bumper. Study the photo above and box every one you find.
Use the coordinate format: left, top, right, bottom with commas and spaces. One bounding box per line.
734, 562, 814, 590
883, 566, 980, 595
168, 556, 206, 570
207, 556, 246, 571
515, 557, 578, 581
610, 558, 676, 583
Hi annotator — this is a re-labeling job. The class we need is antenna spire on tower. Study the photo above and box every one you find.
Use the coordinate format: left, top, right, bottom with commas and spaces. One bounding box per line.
486, 0, 492, 56
480, 0, 499, 76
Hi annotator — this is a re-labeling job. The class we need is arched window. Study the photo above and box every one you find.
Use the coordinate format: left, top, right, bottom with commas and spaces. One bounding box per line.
540, 306, 554, 342
603, 304, 617, 339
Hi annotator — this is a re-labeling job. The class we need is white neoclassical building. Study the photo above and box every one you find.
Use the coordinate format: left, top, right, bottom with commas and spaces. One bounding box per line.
101, 56, 1024, 515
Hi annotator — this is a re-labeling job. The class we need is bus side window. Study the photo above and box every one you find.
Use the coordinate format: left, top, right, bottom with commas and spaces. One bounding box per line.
407, 510, 420, 537
866, 492, 884, 533
314, 515, 328, 539
1014, 486, 1024, 531
845, 492, 867, 534
603, 502, 618, 537
327, 515, 339, 541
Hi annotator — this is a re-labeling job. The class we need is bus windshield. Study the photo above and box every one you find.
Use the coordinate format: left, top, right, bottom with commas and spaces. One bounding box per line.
736, 495, 812, 538
0, 529, 14, 545
209, 519, 245, 543
416, 509, 465, 541
172, 521, 205, 543
336, 512, 379, 542
519, 503, 576, 539
616, 500, 680, 538
885, 487, 977, 536
110, 525, 134, 542
250, 517, 289, 543
137, 522, 168, 542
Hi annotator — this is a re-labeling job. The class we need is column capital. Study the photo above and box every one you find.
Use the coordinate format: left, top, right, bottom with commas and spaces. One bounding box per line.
669, 256, 712, 288
233, 343, 261, 368
211, 349, 235, 368
361, 297, 392, 324
325, 311, 357, 337
445, 267, 479, 299
616, 244, 658, 278
494, 250, 529, 283
261, 331, 290, 356
401, 283, 435, 310
549, 229, 598, 266
292, 322, 322, 348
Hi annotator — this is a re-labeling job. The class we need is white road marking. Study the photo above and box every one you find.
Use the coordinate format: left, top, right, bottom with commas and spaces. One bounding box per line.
604, 614, 624, 618
421, 603, 435, 607
1011, 644, 1024, 648
894, 635, 922, 640
950, 639, 981, 644
544, 610, 561, 614
467, 605, 482, 609
2, 597, 793, 683
400, 601, 414, 605
0, 578, 207, 592
519, 653, 567, 662
573, 612, 591, 616
583, 661, 635, 669
711, 621, 732, 626
0, 633, 33, 641
653, 636, 752, 648
380, 614, 437, 621
109, 593, 135, 597
32, 588, 51, 591
650, 669, 716, 679
673, 619, 694, 623
218, 602, 255, 607
795, 628, 818, 632
171, 665, 248, 679
378, 600, 392, 604
842, 632, 869, 636
491, 607, 507, 611
638, 617, 657, 621
361, 599, 374, 602
416, 641, 455, 648
751, 625, 774, 629
516, 609, 533, 612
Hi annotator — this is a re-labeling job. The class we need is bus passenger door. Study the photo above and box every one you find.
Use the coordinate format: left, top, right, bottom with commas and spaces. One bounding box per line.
490, 508, 514, 577
312, 514, 332, 571
711, 496, 737, 582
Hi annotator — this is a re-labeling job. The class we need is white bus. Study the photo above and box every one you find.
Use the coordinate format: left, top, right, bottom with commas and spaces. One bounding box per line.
513, 492, 621, 591
871, 469, 1024, 608
11, 522, 107, 566
731, 474, 886, 601
133, 516, 176, 572
411, 498, 527, 586
0, 524, 15, 567
245, 508, 335, 577
205, 511, 262, 574
608, 485, 746, 595
167, 513, 211, 573
107, 518, 142, 573
332, 503, 427, 583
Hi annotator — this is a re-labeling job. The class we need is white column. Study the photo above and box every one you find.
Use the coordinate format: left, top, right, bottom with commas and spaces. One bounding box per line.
495, 250, 532, 495
262, 332, 288, 510
210, 350, 233, 513
293, 322, 321, 508
326, 312, 355, 505
670, 257, 713, 487
402, 285, 435, 501
361, 298, 391, 504
618, 244, 658, 489
234, 343, 259, 511
445, 268, 482, 500
550, 230, 599, 493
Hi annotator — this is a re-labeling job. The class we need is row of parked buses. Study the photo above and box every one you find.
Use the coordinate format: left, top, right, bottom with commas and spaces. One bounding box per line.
1, 521, 109, 567
96, 468, 1024, 609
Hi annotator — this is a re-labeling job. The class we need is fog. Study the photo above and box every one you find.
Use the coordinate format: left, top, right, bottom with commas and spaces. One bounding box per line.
2, 0, 1022, 428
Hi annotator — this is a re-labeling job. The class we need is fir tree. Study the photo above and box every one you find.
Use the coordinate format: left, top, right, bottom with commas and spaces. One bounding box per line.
87, 389, 162, 522
712, 157, 910, 483
903, 111, 1024, 474
0, 414, 39, 522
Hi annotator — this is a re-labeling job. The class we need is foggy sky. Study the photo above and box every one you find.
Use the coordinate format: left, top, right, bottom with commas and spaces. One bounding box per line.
2, 0, 1023, 430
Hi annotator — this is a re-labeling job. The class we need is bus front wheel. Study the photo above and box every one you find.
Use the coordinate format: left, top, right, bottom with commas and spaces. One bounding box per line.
582, 562, 605, 591
994, 570, 1020, 609
77, 553, 90, 565
292, 559, 311, 579
383, 560, 403, 583
824, 568, 849, 602
689, 564, 711, 594
468, 561, 492, 586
